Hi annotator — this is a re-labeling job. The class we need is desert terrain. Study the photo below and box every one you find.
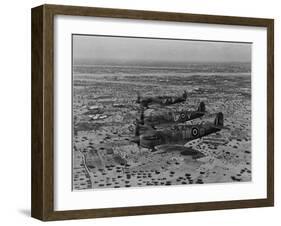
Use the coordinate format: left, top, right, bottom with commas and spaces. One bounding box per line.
72, 63, 251, 190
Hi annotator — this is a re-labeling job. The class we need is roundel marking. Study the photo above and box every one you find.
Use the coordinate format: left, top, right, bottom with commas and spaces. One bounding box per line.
180, 112, 186, 119
191, 127, 199, 137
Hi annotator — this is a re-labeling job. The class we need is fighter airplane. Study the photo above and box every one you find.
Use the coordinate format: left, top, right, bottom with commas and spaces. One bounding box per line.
136, 91, 187, 108
140, 101, 206, 127
131, 112, 224, 157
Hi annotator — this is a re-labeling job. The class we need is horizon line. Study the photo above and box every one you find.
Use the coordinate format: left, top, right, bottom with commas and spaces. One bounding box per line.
73, 62, 251, 69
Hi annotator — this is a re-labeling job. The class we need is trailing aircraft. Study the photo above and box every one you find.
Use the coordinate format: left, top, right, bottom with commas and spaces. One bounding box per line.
140, 101, 206, 127
136, 91, 187, 108
131, 112, 224, 157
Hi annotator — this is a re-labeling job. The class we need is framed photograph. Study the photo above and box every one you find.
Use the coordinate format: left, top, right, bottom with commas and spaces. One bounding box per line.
31, 4, 274, 221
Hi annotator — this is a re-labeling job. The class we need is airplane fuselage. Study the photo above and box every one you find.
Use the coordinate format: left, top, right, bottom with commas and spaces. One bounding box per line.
138, 95, 186, 108
139, 123, 221, 150
144, 109, 205, 126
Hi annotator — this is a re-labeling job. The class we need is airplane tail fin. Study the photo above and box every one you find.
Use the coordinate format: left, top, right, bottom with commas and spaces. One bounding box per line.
182, 90, 187, 100
214, 112, 223, 127
197, 102, 206, 112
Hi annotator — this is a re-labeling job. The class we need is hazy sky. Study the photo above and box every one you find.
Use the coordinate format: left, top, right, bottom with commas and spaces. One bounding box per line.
73, 35, 251, 67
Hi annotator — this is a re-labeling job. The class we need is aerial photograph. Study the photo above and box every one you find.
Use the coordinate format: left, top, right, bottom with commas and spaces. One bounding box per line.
72, 35, 252, 190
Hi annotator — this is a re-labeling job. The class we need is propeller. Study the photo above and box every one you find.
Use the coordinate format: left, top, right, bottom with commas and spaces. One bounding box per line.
129, 118, 141, 148
136, 91, 141, 104
140, 107, 144, 125
135, 119, 140, 137
129, 106, 148, 150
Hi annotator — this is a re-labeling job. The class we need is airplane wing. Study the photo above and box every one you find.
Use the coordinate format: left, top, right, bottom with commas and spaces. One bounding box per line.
153, 122, 177, 128
145, 104, 164, 110
154, 145, 205, 158
153, 122, 187, 130
155, 144, 189, 152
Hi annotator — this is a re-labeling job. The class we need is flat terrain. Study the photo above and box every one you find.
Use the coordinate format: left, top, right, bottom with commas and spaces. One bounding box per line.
72, 64, 251, 190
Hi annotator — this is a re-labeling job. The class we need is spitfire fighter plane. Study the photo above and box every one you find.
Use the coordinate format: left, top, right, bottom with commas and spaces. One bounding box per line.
131, 112, 224, 157
136, 91, 187, 108
139, 101, 206, 127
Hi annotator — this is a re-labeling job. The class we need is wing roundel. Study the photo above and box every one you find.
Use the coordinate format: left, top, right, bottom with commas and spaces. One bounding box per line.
191, 127, 199, 137
180, 112, 186, 120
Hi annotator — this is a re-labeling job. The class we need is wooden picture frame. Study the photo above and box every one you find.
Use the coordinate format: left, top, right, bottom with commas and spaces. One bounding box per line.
31, 4, 274, 221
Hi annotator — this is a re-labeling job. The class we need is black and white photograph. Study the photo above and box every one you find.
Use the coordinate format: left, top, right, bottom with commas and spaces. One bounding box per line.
72, 34, 252, 190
